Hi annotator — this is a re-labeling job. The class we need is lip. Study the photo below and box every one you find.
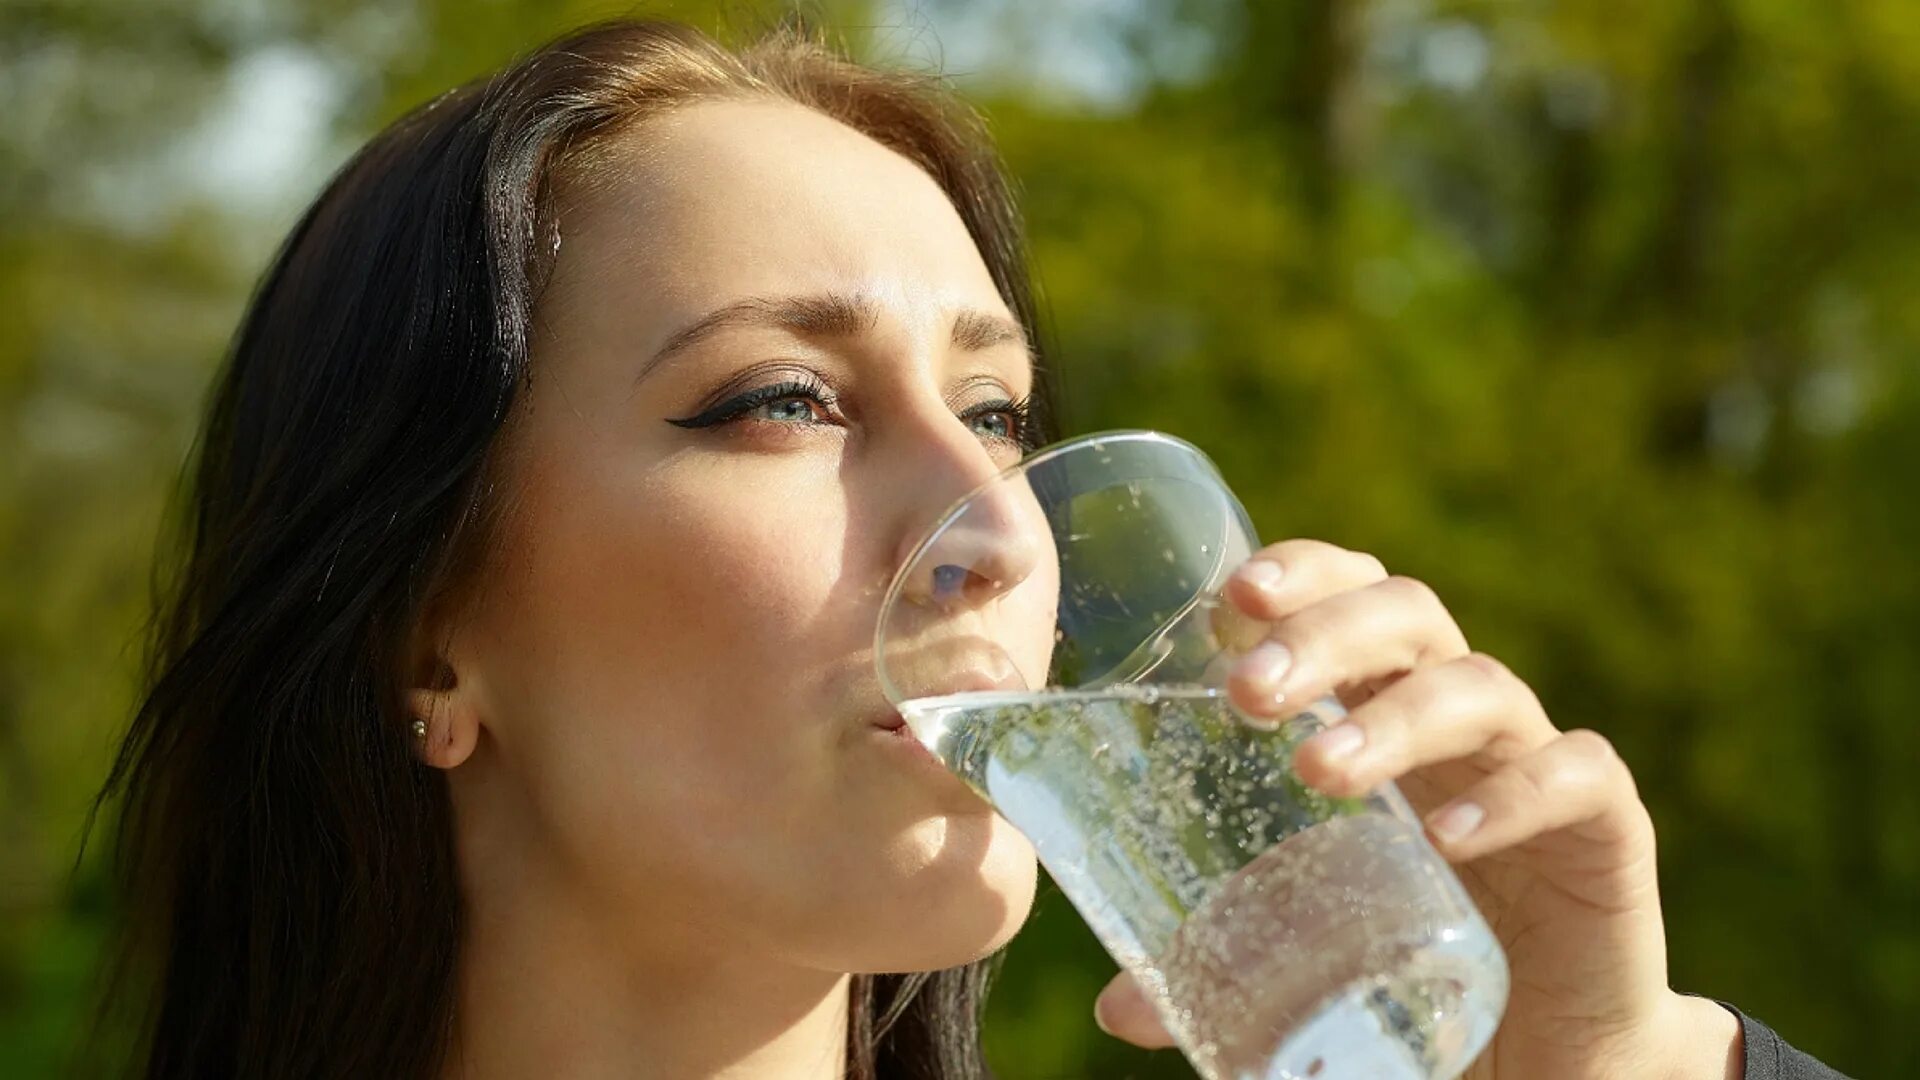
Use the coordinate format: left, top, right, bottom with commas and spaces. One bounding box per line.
865, 702, 951, 773
865, 669, 1026, 733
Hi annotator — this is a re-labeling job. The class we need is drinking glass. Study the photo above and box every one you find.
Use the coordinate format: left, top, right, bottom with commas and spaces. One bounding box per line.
875, 430, 1507, 1080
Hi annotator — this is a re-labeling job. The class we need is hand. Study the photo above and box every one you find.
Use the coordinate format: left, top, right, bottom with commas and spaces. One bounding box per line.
1089, 540, 1742, 1080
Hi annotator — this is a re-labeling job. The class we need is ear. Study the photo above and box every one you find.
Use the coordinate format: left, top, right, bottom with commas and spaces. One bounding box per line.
404, 615, 484, 770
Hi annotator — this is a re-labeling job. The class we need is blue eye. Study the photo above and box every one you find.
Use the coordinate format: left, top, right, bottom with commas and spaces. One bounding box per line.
758, 396, 822, 423
667, 375, 1038, 453
960, 397, 1037, 453
970, 412, 1012, 440
666, 377, 837, 430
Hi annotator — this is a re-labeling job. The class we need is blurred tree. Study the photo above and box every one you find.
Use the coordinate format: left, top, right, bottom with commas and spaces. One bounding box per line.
951, 2, 1920, 1075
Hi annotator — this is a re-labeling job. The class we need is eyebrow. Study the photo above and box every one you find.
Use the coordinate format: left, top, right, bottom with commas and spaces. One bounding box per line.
636, 292, 1032, 383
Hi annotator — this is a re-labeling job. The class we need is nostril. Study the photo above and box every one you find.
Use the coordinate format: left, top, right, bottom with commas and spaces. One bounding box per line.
932, 563, 968, 601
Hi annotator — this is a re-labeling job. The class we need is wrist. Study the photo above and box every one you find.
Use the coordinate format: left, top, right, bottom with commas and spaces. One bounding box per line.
1654, 992, 1745, 1080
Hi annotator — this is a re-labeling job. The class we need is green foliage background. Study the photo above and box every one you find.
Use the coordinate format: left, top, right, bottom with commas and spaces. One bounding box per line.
3, 1, 1916, 1075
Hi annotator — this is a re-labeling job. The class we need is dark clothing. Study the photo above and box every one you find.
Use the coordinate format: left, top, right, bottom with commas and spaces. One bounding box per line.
1713, 1000, 1854, 1080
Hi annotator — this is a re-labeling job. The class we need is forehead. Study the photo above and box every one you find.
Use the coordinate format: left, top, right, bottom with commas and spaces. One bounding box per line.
542, 97, 1012, 338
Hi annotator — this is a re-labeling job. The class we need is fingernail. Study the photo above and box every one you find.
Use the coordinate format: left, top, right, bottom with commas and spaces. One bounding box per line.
1238, 560, 1284, 593
1306, 723, 1366, 763
1093, 984, 1132, 1036
1239, 641, 1292, 699
1427, 801, 1485, 843
1094, 997, 1117, 1036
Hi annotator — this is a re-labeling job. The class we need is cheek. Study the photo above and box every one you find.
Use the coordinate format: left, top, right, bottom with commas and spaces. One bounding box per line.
628, 476, 849, 680
469, 444, 856, 886
488, 461, 845, 726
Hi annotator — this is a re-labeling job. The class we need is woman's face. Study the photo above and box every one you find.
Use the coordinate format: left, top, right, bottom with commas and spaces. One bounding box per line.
425, 98, 1050, 974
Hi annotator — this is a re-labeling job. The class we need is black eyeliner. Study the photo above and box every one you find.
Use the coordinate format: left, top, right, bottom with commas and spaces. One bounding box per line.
665, 378, 832, 429
666, 378, 1036, 451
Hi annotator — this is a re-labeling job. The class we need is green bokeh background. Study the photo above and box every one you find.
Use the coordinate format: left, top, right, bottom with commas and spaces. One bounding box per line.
4, 1, 1916, 1075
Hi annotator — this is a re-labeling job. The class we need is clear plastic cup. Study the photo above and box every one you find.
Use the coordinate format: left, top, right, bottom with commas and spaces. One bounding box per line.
876, 430, 1507, 1080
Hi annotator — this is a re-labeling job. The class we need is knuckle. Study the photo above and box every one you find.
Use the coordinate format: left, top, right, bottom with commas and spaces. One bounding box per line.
1459, 652, 1548, 720
1383, 574, 1443, 611
1562, 727, 1619, 764
1538, 736, 1612, 793
1563, 727, 1639, 796
1548, 756, 1604, 795
1350, 551, 1389, 582
1459, 651, 1515, 687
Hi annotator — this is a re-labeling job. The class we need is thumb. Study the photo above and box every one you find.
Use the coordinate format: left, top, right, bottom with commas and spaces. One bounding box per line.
1093, 971, 1178, 1049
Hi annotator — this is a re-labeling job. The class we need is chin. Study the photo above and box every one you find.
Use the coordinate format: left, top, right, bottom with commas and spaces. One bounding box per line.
846, 811, 1040, 972
959, 813, 1040, 958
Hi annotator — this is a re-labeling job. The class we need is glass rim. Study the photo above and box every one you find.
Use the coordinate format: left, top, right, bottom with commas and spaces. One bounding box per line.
873, 427, 1225, 697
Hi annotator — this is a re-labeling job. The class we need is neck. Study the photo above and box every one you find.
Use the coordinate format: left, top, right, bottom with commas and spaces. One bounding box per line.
440, 752, 852, 1080
446, 882, 852, 1079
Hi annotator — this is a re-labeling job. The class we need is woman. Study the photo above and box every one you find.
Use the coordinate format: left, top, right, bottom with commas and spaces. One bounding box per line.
92, 16, 1845, 1080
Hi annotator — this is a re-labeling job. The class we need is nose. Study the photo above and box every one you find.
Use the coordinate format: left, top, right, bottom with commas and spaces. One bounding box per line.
890, 432, 1046, 614
898, 507, 1040, 611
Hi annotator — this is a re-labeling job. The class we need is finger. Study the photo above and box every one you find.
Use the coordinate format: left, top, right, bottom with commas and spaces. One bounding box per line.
1093, 970, 1177, 1048
1222, 539, 1389, 623
1293, 652, 1557, 797
1228, 575, 1470, 724
1208, 593, 1271, 655
1421, 728, 1653, 865
1208, 540, 1385, 672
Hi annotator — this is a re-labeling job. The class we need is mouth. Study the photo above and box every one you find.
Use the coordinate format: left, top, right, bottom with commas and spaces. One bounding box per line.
865, 669, 1027, 733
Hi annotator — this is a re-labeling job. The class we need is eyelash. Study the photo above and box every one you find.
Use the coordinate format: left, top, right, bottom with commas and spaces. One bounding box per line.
666, 374, 1039, 452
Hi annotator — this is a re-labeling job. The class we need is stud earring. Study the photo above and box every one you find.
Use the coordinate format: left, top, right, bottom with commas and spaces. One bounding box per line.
410, 719, 428, 740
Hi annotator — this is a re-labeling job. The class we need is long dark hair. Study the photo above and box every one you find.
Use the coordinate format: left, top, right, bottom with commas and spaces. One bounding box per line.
89, 17, 1058, 1078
